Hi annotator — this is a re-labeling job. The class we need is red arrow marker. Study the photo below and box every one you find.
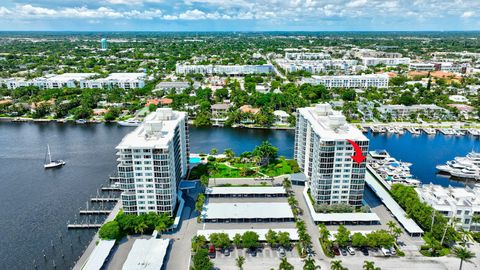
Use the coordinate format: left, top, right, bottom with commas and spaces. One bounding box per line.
346, 139, 366, 164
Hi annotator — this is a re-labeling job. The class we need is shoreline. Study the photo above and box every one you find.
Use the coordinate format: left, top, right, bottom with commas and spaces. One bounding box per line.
1, 117, 479, 130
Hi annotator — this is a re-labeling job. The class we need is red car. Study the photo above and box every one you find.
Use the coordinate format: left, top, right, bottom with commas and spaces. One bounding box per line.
332, 247, 341, 256
208, 245, 216, 258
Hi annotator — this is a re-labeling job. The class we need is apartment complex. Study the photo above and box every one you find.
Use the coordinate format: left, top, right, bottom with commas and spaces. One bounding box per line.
275, 59, 358, 74
294, 104, 369, 206
80, 73, 146, 90
284, 52, 331, 60
5, 73, 95, 90
361, 57, 410, 66
175, 64, 273, 75
378, 104, 451, 119
416, 184, 480, 231
5, 72, 146, 90
115, 108, 189, 216
305, 74, 389, 89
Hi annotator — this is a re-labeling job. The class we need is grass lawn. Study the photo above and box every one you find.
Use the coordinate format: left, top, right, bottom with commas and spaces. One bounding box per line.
208, 159, 300, 178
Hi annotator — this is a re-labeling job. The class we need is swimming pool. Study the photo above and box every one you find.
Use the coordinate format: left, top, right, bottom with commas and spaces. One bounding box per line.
190, 157, 202, 163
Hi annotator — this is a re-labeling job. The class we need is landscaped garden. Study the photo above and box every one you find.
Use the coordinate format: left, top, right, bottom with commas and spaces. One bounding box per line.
188, 141, 300, 179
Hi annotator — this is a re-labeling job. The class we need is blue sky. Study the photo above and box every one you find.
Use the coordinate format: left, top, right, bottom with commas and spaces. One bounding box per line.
0, 0, 479, 31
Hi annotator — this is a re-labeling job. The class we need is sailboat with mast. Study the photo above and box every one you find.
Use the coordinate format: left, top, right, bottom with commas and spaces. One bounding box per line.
44, 144, 66, 169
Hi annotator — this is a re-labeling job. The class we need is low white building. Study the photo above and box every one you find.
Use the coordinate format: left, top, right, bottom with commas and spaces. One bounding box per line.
81, 73, 146, 90
122, 238, 171, 270
305, 74, 389, 89
201, 202, 294, 222
175, 64, 273, 75
154, 81, 200, 93
416, 184, 480, 231
273, 110, 290, 126
276, 59, 358, 74
6, 73, 96, 89
409, 62, 436, 71
378, 104, 451, 119
210, 103, 232, 126
362, 57, 410, 66
285, 52, 330, 60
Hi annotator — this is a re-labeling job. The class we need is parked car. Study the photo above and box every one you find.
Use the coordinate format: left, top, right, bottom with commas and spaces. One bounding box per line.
380, 247, 391, 257
249, 248, 257, 257
360, 247, 369, 256
279, 247, 286, 258
208, 245, 216, 258
340, 248, 348, 256
223, 248, 230, 256
347, 246, 355, 255
390, 247, 397, 256
332, 247, 341, 256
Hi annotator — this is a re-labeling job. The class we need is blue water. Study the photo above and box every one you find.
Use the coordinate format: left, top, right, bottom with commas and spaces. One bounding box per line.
0, 123, 478, 269
366, 132, 479, 187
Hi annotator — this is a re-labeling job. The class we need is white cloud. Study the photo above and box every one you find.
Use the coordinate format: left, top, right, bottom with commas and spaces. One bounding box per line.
0, 6, 12, 16
179, 9, 206, 20
346, 0, 368, 8
461, 11, 475, 18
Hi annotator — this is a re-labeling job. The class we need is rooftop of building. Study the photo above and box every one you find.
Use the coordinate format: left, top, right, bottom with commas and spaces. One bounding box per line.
201, 202, 294, 220
298, 103, 367, 141
122, 238, 170, 270
205, 186, 286, 195
45, 73, 96, 81
416, 184, 480, 208
311, 73, 389, 79
116, 108, 186, 149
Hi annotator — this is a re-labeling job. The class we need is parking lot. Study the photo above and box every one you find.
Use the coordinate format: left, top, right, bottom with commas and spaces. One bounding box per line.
210, 246, 325, 270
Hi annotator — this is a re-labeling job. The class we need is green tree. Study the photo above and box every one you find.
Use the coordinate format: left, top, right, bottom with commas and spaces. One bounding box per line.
200, 175, 209, 190
194, 112, 212, 127
236, 256, 245, 270
277, 232, 291, 248
210, 148, 218, 155
279, 257, 294, 270
335, 225, 351, 247
224, 148, 235, 159
351, 232, 367, 247
134, 222, 148, 235
330, 260, 347, 270
191, 248, 213, 270
363, 261, 380, 270
209, 233, 230, 249
99, 220, 122, 240
233, 233, 242, 248
192, 235, 207, 251
241, 231, 259, 249
302, 257, 318, 270
265, 229, 278, 247
252, 141, 278, 166
452, 247, 475, 270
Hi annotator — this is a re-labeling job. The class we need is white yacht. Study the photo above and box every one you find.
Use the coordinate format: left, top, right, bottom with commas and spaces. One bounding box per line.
118, 118, 142, 127
44, 144, 66, 169
368, 150, 421, 187
436, 151, 480, 180
422, 128, 436, 135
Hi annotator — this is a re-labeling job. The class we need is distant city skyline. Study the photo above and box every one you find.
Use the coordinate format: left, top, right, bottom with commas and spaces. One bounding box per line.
0, 0, 479, 31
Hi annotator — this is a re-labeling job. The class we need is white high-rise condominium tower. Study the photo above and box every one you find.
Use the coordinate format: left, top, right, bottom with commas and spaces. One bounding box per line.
115, 108, 189, 216
294, 104, 369, 207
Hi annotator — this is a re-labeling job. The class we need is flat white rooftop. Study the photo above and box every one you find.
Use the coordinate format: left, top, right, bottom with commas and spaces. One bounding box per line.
82, 240, 115, 270
298, 104, 367, 141
201, 202, 294, 220
205, 186, 286, 195
122, 238, 170, 270
47, 73, 96, 81
116, 108, 186, 149
197, 228, 299, 241
104, 72, 145, 80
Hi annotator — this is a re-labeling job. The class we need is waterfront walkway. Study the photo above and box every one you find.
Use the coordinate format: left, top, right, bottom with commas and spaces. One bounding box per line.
73, 200, 122, 270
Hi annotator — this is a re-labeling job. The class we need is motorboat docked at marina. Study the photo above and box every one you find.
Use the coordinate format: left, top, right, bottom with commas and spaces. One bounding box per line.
436, 151, 480, 181
368, 150, 421, 187
118, 118, 142, 127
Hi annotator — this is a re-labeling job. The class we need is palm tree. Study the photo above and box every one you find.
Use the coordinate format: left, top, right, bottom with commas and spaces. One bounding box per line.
224, 148, 235, 159
134, 222, 148, 236
236, 256, 245, 270
279, 257, 294, 270
363, 260, 380, 270
386, 221, 397, 233
452, 246, 475, 270
303, 256, 319, 270
330, 260, 346, 270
